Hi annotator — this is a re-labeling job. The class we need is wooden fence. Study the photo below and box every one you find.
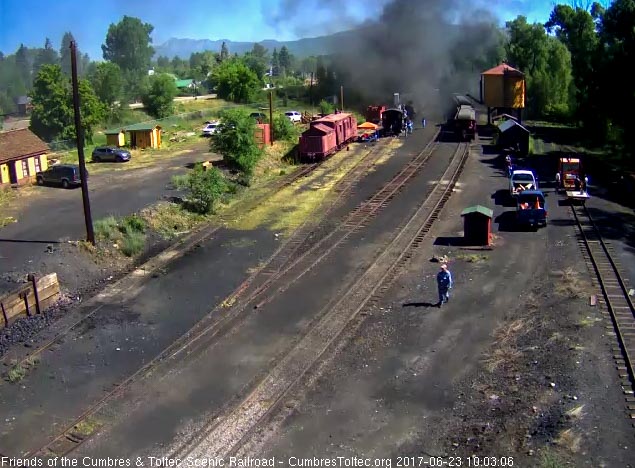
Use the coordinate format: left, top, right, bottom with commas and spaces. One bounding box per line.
0, 273, 60, 329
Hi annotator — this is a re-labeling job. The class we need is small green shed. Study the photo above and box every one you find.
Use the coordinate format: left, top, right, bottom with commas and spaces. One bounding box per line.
461, 205, 494, 246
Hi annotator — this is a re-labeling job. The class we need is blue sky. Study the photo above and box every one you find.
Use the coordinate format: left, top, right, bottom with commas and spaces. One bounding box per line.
0, 0, 556, 59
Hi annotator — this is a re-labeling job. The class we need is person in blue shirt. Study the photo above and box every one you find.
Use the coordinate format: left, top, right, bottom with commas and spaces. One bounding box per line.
436, 264, 453, 307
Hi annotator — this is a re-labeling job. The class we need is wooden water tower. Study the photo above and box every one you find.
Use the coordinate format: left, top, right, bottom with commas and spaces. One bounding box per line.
480, 63, 525, 124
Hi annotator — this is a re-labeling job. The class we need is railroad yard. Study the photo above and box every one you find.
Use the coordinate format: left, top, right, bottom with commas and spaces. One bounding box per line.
1, 111, 635, 467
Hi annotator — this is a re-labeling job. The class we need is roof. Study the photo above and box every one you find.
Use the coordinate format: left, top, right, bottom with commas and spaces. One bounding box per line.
498, 119, 529, 134
481, 63, 524, 76
124, 123, 162, 132
307, 123, 333, 134
512, 169, 535, 176
461, 205, 493, 218
175, 79, 194, 88
456, 106, 476, 121
104, 128, 126, 135
315, 112, 353, 123
16, 96, 31, 105
383, 108, 403, 115
453, 95, 472, 106
0, 128, 49, 164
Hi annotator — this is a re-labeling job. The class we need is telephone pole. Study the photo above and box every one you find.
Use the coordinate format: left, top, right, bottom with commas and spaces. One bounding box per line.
268, 91, 274, 145
70, 41, 95, 245
340, 86, 344, 111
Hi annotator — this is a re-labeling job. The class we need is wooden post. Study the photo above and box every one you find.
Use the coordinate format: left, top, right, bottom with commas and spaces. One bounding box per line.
28, 273, 41, 315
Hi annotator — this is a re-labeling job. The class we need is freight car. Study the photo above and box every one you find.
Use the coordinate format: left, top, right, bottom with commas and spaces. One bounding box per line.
365, 105, 386, 124
298, 112, 357, 161
445, 94, 476, 141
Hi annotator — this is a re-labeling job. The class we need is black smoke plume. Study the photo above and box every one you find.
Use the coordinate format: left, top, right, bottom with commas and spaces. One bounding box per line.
267, 0, 506, 118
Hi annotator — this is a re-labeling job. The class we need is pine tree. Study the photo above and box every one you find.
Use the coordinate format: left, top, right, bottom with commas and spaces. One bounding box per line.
220, 42, 229, 61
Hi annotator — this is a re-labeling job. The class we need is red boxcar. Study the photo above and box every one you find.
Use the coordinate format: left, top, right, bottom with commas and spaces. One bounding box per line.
298, 112, 357, 161
298, 123, 337, 160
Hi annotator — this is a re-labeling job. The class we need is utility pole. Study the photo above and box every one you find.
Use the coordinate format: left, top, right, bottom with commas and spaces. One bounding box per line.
268, 91, 274, 146
70, 41, 95, 245
340, 85, 344, 111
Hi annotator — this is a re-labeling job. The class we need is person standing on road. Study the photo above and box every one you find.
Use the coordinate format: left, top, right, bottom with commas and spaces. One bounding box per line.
436, 264, 453, 307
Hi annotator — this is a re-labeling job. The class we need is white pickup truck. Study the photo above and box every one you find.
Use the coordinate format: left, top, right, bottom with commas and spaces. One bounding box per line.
510, 170, 538, 197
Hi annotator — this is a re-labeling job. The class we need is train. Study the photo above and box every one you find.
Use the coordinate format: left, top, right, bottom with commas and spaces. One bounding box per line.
446, 94, 477, 141
298, 112, 358, 161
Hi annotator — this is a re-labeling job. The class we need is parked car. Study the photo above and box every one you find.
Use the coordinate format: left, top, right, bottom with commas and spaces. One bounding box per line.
92, 146, 131, 162
202, 121, 221, 136
284, 111, 302, 123
249, 112, 267, 122
36, 164, 87, 188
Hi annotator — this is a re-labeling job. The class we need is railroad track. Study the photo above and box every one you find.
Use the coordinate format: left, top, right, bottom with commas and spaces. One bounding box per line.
27, 134, 439, 458
166, 141, 470, 460
572, 204, 635, 421
1, 159, 323, 371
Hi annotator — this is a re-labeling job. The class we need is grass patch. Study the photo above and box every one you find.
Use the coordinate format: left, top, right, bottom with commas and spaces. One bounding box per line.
0, 216, 17, 228
456, 253, 489, 263
554, 428, 581, 453
73, 418, 102, 436
6, 364, 27, 383
93, 214, 147, 257
482, 318, 530, 373
554, 267, 586, 298
539, 449, 567, 468
141, 202, 205, 239
577, 316, 601, 327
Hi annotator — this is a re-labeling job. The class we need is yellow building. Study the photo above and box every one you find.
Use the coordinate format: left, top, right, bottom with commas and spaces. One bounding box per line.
126, 123, 162, 149
481, 63, 525, 123
104, 128, 126, 147
0, 128, 49, 186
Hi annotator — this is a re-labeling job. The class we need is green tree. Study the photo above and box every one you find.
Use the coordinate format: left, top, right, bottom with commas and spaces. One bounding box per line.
318, 100, 335, 115
278, 46, 292, 76
156, 55, 171, 71
189, 51, 216, 80
32, 38, 59, 75
29, 64, 104, 142
102, 16, 154, 74
80, 53, 91, 77
211, 59, 260, 103
15, 44, 31, 87
505, 15, 574, 118
597, 0, 635, 152
170, 56, 190, 77
301, 56, 317, 77
89, 61, 123, 107
59, 32, 76, 75
251, 43, 268, 59
212, 108, 263, 178
141, 73, 178, 118
272, 113, 299, 142
173, 165, 228, 214
271, 48, 279, 75
220, 41, 230, 61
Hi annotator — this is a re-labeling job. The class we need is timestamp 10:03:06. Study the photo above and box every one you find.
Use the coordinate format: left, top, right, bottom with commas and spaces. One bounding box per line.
396, 457, 514, 467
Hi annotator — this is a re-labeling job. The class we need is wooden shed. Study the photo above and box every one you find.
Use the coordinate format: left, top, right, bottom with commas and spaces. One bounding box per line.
255, 123, 271, 148
125, 123, 162, 149
481, 64, 525, 124
461, 205, 493, 246
104, 128, 126, 147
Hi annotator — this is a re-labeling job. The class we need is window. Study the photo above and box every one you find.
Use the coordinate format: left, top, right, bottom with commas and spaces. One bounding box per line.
34, 156, 41, 173
21, 159, 29, 177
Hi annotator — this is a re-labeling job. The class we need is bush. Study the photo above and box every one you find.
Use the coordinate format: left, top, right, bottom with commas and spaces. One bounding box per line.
212, 108, 264, 177
119, 229, 145, 257
173, 165, 229, 214
272, 113, 300, 142
122, 214, 146, 233
318, 100, 335, 115
94, 216, 119, 241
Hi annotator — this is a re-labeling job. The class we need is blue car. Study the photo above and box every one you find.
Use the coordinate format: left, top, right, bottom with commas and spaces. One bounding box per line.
92, 146, 131, 163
